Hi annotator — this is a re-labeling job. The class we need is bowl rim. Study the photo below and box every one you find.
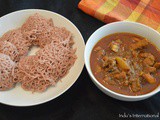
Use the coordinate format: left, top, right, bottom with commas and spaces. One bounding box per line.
85, 21, 160, 100
0, 9, 85, 107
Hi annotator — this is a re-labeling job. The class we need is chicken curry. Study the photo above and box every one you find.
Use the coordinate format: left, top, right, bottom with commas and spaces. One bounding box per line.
90, 33, 160, 96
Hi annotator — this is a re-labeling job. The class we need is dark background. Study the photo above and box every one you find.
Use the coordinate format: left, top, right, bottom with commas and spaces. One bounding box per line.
0, 0, 159, 120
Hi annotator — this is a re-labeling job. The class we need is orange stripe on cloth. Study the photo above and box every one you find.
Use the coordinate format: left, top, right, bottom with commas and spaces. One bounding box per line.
142, 1, 160, 23
150, 0, 160, 11
120, 0, 141, 10
156, 25, 160, 33
78, 0, 106, 16
137, 14, 159, 30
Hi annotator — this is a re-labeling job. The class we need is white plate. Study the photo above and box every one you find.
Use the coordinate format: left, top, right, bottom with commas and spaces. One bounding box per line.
0, 9, 85, 106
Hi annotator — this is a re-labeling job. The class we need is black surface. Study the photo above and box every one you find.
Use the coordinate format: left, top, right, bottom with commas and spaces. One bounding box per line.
0, 0, 159, 120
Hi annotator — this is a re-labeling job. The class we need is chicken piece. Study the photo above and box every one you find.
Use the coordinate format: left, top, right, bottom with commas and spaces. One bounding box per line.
115, 39, 122, 43
139, 53, 155, 66
142, 73, 156, 84
102, 57, 116, 68
110, 40, 122, 52
104, 76, 116, 85
102, 59, 108, 68
132, 37, 141, 42
96, 49, 105, 58
103, 58, 119, 73
154, 62, 160, 69
102, 56, 108, 61
130, 40, 148, 50
110, 44, 119, 52
143, 58, 155, 66
116, 57, 130, 71
95, 65, 102, 73
144, 66, 156, 73
130, 79, 141, 92
123, 80, 129, 86
102, 56, 109, 67
139, 53, 155, 60
132, 51, 138, 58
94, 46, 102, 52
114, 71, 126, 80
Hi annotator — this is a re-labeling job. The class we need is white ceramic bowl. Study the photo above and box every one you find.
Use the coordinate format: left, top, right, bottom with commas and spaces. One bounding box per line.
0, 9, 85, 106
85, 21, 160, 101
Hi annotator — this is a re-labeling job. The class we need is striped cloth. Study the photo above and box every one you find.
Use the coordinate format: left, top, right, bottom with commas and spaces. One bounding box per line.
78, 0, 160, 32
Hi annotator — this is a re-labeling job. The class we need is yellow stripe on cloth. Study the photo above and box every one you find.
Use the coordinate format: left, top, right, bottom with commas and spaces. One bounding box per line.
126, 0, 150, 22
156, 25, 160, 32
94, 0, 119, 21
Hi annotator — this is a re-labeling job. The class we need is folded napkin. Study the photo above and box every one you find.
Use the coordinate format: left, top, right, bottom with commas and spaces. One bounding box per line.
78, 0, 160, 32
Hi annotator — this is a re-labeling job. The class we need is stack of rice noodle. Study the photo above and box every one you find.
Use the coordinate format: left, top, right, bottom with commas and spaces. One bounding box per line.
0, 13, 76, 92
0, 54, 15, 90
